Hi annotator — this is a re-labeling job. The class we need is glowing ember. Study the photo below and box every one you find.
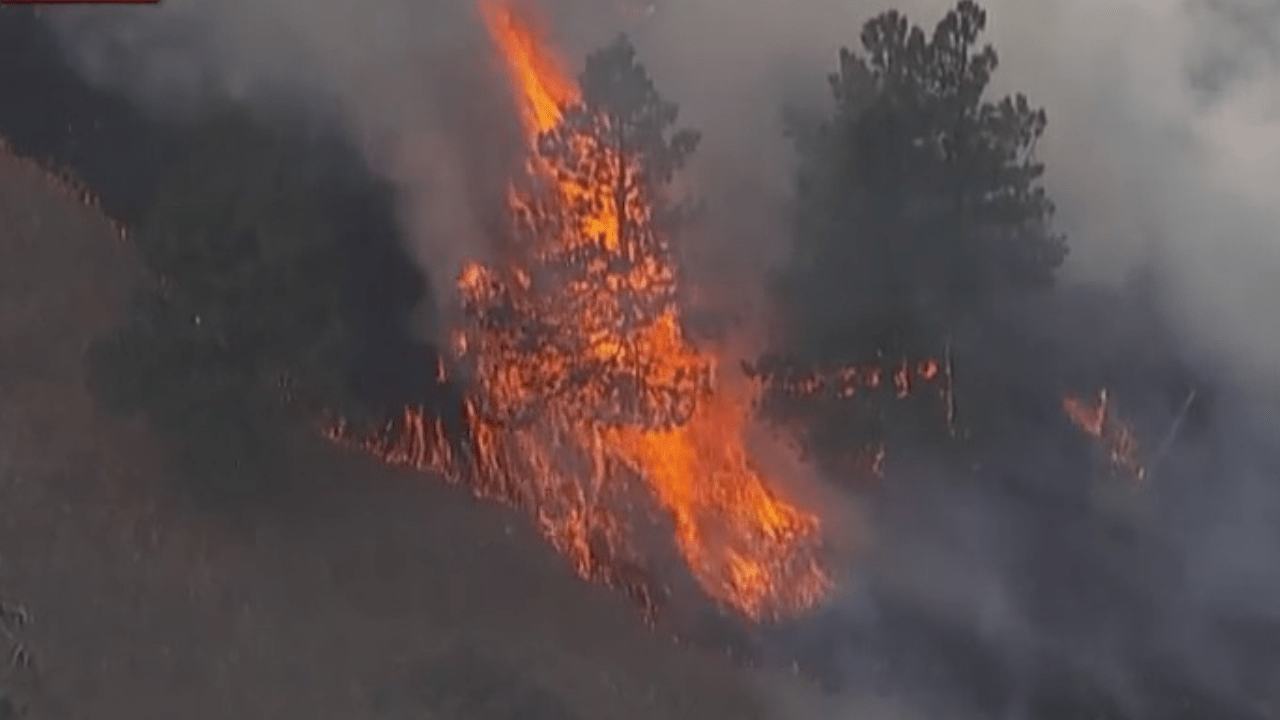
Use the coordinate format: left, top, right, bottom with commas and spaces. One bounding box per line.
747, 354, 951, 479
752, 358, 945, 402
338, 0, 830, 621
1062, 388, 1146, 483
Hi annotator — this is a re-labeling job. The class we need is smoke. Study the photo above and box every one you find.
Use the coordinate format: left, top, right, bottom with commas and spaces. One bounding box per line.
33, 0, 1280, 716
34, 0, 1280, 388
43, 0, 527, 295
623, 1, 1280, 716
632, 0, 1280, 377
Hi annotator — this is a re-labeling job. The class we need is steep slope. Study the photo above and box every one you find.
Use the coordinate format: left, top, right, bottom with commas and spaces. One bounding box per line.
0, 148, 784, 720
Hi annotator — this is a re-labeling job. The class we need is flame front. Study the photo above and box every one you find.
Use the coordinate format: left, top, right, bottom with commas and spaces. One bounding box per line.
338, 0, 830, 621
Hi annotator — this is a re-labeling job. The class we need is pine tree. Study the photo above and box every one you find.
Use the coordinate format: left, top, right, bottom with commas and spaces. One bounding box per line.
756, 1, 1067, 467
488, 34, 707, 430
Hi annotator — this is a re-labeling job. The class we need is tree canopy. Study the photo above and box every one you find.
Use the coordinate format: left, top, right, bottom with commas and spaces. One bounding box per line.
782, 0, 1062, 348
754, 0, 1068, 468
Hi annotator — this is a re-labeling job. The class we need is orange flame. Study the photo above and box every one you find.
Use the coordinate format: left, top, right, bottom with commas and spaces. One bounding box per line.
476, 0, 579, 136
1062, 388, 1146, 483
1062, 389, 1106, 437
338, 0, 831, 621
476, 0, 829, 618
748, 355, 951, 480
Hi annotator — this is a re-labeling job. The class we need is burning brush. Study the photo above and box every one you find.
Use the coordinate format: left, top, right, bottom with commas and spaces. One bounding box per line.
746, 348, 958, 481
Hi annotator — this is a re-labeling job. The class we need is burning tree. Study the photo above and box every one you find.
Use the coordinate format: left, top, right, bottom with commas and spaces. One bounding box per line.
753, 0, 1067, 471
361, 4, 831, 622
463, 33, 709, 431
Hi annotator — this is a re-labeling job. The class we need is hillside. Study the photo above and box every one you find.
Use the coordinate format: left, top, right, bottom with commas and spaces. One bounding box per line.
0, 148, 800, 720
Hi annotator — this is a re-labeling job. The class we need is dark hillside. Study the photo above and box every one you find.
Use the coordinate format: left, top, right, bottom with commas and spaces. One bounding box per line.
0, 7, 438, 415
0, 10, 798, 718
0, 146, 780, 719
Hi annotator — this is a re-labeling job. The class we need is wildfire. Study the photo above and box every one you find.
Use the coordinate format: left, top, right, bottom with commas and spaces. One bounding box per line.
753, 357, 943, 401
1062, 388, 1146, 482
337, 0, 831, 621
747, 354, 954, 480
475, 0, 578, 137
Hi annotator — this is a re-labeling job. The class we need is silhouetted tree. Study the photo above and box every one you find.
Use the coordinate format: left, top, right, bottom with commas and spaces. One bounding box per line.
754, 1, 1067, 468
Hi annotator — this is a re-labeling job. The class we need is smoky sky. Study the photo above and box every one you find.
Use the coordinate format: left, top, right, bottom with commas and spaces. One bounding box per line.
33, 0, 1280, 717
627, 0, 1280, 382
40, 0, 1280, 368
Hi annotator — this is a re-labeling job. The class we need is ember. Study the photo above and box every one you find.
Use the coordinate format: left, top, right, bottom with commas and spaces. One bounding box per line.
747, 353, 953, 479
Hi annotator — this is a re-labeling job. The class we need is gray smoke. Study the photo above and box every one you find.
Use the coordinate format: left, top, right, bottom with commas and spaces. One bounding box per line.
36, 0, 1280, 717
43, 0, 526, 289
39, 0, 1280, 368
631, 2, 1280, 716
630, 0, 1280, 375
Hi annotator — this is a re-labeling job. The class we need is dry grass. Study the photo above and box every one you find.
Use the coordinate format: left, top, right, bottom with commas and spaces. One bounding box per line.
0, 149, 792, 720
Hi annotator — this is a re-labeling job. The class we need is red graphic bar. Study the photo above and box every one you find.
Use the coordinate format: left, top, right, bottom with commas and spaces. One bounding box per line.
2, 0, 159, 4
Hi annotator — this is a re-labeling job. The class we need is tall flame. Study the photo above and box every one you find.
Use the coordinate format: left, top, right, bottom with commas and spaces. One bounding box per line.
477, 0, 830, 618
476, 0, 578, 136
338, 0, 832, 620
